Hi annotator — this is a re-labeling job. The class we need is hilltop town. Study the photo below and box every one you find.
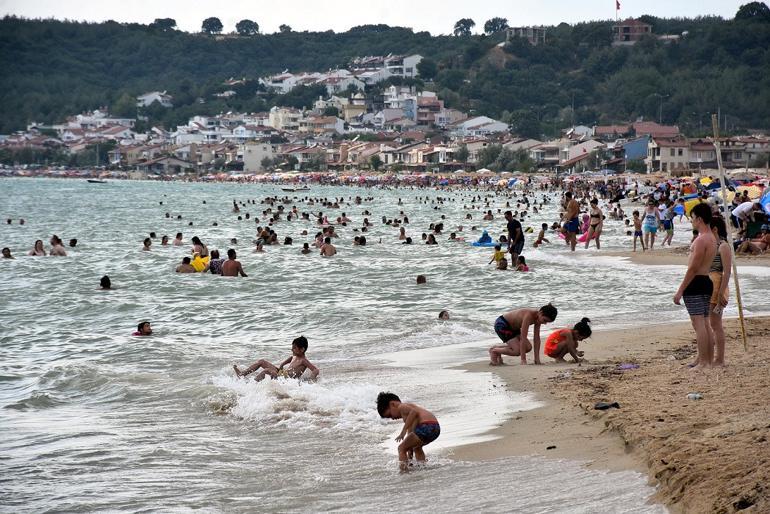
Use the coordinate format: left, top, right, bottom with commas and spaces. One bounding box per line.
2, 15, 769, 178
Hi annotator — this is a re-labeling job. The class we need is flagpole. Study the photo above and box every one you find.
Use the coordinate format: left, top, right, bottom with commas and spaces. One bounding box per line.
712, 114, 748, 351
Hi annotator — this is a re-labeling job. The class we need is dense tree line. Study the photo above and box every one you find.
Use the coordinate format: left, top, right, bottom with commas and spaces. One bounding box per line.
1, 4, 769, 137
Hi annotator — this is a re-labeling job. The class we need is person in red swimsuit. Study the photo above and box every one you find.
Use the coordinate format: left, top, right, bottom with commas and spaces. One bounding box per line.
544, 318, 592, 362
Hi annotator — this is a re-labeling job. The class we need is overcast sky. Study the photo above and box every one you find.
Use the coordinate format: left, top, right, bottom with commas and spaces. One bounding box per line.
0, 0, 748, 34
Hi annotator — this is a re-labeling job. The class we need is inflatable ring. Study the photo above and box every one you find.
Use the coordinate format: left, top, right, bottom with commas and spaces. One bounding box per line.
191, 255, 210, 272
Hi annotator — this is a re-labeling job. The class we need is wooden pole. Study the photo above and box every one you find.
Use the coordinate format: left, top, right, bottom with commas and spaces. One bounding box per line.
712, 114, 748, 351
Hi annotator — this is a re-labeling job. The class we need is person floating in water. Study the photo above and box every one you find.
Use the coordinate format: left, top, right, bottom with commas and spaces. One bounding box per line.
133, 321, 152, 336
99, 275, 111, 289
488, 303, 557, 365
544, 318, 592, 362
377, 392, 440, 473
233, 336, 319, 381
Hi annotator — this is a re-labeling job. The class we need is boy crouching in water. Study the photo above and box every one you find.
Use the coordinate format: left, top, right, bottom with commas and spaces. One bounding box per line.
377, 392, 440, 472
233, 336, 319, 381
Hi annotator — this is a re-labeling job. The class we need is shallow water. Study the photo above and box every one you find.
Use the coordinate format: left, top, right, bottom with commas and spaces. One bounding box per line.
2, 178, 766, 512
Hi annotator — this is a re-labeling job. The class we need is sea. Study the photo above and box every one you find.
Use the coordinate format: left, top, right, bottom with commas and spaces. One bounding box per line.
2, 178, 768, 513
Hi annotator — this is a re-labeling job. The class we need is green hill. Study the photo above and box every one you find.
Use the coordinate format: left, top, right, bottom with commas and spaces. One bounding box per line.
1, 6, 769, 136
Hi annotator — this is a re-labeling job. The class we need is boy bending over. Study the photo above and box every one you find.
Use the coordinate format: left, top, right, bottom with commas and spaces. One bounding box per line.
377, 392, 440, 472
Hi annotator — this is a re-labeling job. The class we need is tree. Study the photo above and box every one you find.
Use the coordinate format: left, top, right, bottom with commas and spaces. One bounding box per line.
279, 24, 292, 33
370, 154, 383, 171
735, 2, 770, 22
455, 144, 469, 164
235, 19, 259, 36
150, 18, 177, 32
201, 17, 223, 35
260, 156, 275, 170
111, 93, 137, 118
416, 58, 438, 80
484, 17, 509, 34
453, 18, 475, 37
323, 106, 340, 117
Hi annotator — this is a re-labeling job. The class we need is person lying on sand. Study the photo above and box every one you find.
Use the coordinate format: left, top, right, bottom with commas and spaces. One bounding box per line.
489, 304, 557, 365
544, 318, 592, 362
233, 336, 319, 381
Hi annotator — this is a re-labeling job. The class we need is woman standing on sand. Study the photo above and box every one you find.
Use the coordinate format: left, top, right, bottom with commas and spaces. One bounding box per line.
708, 216, 731, 367
584, 198, 603, 250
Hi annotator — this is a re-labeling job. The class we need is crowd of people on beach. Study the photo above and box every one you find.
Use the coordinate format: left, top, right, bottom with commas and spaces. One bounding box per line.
3, 174, 768, 472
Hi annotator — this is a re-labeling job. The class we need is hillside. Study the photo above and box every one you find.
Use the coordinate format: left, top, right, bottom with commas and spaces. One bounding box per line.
1, 8, 769, 136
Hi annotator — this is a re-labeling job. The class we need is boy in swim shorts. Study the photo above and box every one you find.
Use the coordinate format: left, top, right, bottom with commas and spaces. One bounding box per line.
489, 303, 558, 365
233, 336, 319, 381
377, 392, 440, 472
632, 211, 645, 252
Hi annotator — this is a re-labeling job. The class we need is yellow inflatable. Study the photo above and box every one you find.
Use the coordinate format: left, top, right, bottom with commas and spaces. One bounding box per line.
684, 198, 701, 216
191, 255, 210, 272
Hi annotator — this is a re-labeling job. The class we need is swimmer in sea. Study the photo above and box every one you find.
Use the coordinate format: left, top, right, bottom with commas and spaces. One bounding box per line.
320, 237, 337, 257
173, 233, 183, 246
176, 256, 196, 273
99, 275, 111, 289
544, 318, 592, 362
161, 235, 169, 246
221, 249, 248, 277
142, 238, 152, 251
438, 310, 449, 320
488, 303, 558, 366
377, 392, 440, 473
29, 240, 46, 256
233, 336, 319, 381
2, 247, 14, 259
132, 321, 152, 336
49, 236, 67, 256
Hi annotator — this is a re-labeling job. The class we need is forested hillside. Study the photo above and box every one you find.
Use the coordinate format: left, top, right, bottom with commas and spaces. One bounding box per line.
1, 4, 769, 136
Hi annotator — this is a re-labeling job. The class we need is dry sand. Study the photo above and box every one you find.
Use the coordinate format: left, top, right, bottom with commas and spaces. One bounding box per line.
453, 316, 770, 513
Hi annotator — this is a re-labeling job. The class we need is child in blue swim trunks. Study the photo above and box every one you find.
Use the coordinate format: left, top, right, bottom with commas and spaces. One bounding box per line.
377, 392, 440, 472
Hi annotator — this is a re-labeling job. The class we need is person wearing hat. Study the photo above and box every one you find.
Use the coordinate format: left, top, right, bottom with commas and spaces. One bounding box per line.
736, 224, 770, 255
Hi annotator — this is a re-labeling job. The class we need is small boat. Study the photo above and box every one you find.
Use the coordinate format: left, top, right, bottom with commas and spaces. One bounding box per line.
87, 179, 107, 184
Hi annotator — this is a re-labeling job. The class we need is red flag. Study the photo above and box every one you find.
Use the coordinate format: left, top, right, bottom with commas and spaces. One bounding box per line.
616, 0, 621, 10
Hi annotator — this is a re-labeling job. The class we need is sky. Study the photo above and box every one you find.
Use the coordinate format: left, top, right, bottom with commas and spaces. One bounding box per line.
0, 0, 748, 34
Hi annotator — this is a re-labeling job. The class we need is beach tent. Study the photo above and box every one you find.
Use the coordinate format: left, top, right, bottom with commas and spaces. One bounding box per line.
507, 178, 518, 188
475, 168, 492, 173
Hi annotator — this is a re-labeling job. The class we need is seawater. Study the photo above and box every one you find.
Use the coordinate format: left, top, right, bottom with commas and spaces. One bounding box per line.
2, 178, 768, 512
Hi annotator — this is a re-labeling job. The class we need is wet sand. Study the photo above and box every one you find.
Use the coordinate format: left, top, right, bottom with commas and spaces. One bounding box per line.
601, 245, 770, 266
453, 316, 770, 513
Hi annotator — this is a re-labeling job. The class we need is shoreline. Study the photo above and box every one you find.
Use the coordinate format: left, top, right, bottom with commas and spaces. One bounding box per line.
451, 315, 770, 512
598, 245, 770, 266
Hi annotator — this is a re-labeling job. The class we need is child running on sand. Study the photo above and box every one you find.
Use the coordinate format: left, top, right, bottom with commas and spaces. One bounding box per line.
489, 304, 557, 365
377, 392, 440, 472
544, 318, 592, 362
632, 211, 645, 251
233, 336, 319, 381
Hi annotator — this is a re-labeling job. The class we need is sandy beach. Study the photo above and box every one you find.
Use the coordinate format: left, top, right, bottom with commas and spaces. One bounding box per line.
601, 245, 770, 266
453, 314, 770, 513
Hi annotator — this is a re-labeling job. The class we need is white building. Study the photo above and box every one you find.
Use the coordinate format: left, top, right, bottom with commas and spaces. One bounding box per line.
137, 91, 173, 108
268, 106, 303, 131
451, 116, 509, 137
242, 142, 277, 172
